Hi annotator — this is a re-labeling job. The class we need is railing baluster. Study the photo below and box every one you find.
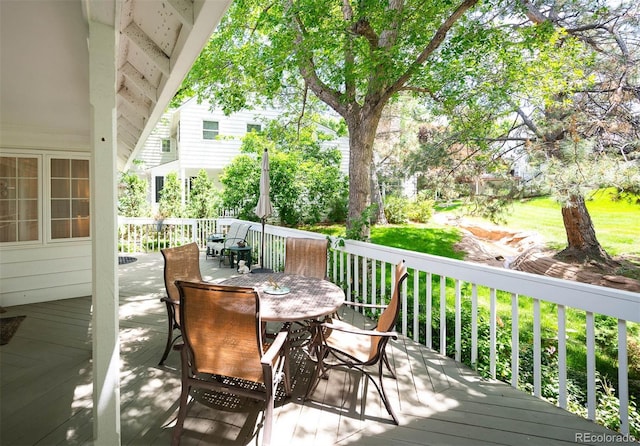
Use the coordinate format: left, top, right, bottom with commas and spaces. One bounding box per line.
558, 305, 567, 409
413, 270, 420, 342
534, 298, 541, 397
440, 275, 446, 356
362, 256, 368, 306
471, 284, 478, 369
511, 293, 519, 388
426, 272, 433, 350
455, 279, 461, 362
371, 260, 377, 310
346, 253, 352, 302
586, 311, 596, 420
380, 263, 387, 304
354, 255, 360, 301
401, 269, 408, 337
618, 319, 629, 435
401, 266, 407, 336
490, 288, 496, 379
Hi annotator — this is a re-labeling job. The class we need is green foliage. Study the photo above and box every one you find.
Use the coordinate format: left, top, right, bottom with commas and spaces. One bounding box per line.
186, 169, 219, 218
118, 171, 150, 217
326, 187, 349, 223
345, 204, 377, 242
158, 172, 183, 218
407, 193, 434, 223
219, 121, 347, 226
383, 196, 409, 224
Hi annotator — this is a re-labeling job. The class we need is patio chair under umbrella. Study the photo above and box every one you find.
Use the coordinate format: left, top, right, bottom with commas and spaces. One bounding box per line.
252, 148, 273, 273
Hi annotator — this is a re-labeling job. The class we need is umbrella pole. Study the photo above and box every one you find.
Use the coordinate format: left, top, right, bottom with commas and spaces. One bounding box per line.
252, 217, 273, 273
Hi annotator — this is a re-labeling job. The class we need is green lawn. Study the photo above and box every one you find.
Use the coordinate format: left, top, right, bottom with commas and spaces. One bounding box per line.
308, 190, 639, 258
299, 224, 466, 259
461, 191, 640, 256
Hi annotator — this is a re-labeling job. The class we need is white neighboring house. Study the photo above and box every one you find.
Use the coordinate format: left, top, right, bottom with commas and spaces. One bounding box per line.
134, 98, 350, 214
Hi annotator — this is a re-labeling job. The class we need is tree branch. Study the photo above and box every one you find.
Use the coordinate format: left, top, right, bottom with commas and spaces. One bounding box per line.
285, 0, 349, 116
342, 0, 356, 102
386, 0, 479, 99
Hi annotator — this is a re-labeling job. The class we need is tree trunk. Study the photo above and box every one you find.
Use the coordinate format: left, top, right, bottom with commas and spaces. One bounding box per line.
345, 110, 383, 239
370, 162, 388, 225
558, 194, 612, 263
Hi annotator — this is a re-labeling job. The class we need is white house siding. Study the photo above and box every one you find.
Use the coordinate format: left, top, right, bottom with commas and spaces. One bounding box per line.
137, 99, 350, 178
0, 242, 91, 306
0, 144, 92, 307
176, 100, 282, 171
135, 110, 177, 169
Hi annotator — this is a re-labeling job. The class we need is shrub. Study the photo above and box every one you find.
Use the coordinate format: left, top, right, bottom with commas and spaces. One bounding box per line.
407, 194, 434, 223
383, 195, 409, 224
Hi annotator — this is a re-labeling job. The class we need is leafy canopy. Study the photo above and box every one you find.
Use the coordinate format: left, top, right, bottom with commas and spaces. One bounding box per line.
219, 120, 347, 225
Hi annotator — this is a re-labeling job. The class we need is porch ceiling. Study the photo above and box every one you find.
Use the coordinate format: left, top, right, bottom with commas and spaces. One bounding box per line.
0, 0, 231, 170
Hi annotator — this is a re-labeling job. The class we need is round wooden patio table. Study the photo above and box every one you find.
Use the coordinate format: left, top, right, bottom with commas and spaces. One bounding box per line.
220, 273, 345, 322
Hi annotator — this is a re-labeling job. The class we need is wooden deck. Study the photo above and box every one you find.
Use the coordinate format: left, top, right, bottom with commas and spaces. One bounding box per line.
0, 253, 623, 445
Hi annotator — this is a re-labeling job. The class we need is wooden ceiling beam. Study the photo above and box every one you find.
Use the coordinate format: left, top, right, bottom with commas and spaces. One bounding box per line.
122, 22, 170, 76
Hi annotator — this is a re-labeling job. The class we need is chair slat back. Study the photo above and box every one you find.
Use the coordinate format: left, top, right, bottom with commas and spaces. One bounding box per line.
369, 261, 408, 360
223, 222, 250, 249
161, 242, 202, 303
284, 237, 328, 279
176, 281, 265, 383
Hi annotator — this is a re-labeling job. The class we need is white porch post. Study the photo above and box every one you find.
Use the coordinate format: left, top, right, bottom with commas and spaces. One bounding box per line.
89, 18, 121, 446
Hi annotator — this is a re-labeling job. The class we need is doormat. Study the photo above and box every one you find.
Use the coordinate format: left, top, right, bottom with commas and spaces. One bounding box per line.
0, 316, 26, 345
118, 256, 137, 265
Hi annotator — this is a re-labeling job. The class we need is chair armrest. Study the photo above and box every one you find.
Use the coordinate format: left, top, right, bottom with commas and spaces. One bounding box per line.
160, 296, 179, 306
224, 237, 247, 245
344, 301, 388, 310
321, 321, 398, 339
261, 329, 289, 365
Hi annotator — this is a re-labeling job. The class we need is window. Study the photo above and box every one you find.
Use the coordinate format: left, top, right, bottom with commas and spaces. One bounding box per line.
0, 154, 91, 244
50, 158, 90, 239
0, 156, 39, 242
247, 123, 261, 133
155, 176, 164, 203
184, 177, 197, 196
161, 138, 171, 152
203, 120, 219, 140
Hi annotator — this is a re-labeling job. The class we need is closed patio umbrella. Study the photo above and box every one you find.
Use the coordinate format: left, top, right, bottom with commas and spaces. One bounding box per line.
253, 149, 273, 273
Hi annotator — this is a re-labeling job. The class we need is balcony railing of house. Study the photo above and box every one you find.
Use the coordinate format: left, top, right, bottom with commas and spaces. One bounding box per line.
117, 217, 640, 437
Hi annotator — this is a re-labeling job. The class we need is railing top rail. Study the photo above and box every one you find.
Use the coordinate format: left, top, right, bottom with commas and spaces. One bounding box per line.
337, 238, 640, 323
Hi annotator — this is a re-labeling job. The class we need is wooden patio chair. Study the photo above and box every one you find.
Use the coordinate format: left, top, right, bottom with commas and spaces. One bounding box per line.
283, 237, 329, 342
158, 242, 202, 366
305, 260, 408, 425
172, 281, 291, 446
283, 237, 328, 279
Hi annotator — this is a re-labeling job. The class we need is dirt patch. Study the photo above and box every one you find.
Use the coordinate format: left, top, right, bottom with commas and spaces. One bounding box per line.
439, 215, 640, 292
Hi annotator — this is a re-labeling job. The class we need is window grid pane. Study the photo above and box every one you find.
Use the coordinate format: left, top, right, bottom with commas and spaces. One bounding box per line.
0, 156, 39, 243
203, 120, 219, 140
50, 158, 90, 240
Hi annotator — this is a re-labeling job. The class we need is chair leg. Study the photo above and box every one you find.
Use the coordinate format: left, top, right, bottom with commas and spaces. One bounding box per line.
159, 303, 180, 366
382, 352, 396, 379
304, 345, 329, 401
172, 366, 192, 445
375, 359, 399, 425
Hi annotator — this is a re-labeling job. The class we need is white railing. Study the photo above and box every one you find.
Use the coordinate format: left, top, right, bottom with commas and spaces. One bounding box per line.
117, 217, 639, 437
117, 217, 236, 252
